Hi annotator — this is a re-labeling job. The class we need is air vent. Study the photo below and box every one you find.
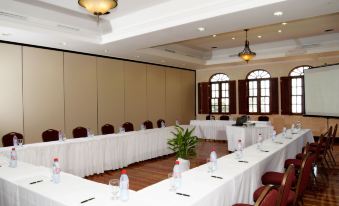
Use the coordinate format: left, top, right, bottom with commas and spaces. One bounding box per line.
0, 11, 27, 20
57, 24, 80, 32
164, 49, 176, 53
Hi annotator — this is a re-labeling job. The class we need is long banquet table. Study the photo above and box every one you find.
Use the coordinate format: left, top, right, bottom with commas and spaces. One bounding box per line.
190, 120, 271, 141
0, 126, 182, 177
0, 129, 314, 206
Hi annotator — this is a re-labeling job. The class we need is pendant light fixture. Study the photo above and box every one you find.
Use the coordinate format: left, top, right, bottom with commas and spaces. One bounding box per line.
238, 29, 256, 63
78, 0, 118, 18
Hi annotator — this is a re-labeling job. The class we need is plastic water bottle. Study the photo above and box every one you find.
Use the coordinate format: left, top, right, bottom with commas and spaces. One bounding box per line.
9, 148, 17, 168
13, 135, 18, 147
120, 169, 129, 201
52, 158, 61, 184
161, 121, 165, 128
210, 148, 217, 172
175, 120, 180, 125
282, 127, 287, 138
58, 131, 63, 141
173, 160, 182, 189
257, 133, 263, 149
140, 124, 145, 130
237, 140, 243, 159
272, 130, 277, 141
119, 127, 125, 133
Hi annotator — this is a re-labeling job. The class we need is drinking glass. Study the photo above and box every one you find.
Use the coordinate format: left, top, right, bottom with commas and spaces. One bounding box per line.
206, 158, 213, 173
17, 139, 23, 147
168, 173, 176, 192
109, 179, 119, 200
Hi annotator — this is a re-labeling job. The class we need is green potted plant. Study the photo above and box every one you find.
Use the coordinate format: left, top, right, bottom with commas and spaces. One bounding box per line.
167, 125, 198, 171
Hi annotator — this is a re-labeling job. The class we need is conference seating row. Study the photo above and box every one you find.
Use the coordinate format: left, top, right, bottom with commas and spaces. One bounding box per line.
234, 123, 337, 206
1, 119, 166, 147
206, 115, 269, 121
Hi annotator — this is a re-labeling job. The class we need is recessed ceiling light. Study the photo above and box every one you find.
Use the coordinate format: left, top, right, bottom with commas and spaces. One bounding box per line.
274, 11, 283, 16
60, 42, 67, 46
212, 34, 217, 38
278, 29, 282, 33
231, 37, 236, 40
282, 22, 287, 26
257, 35, 262, 38
197, 27, 205, 31
1, 32, 11, 36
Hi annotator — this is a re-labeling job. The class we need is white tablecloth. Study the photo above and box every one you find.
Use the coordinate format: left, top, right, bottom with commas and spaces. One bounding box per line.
0, 127, 181, 177
190, 120, 271, 141
226, 125, 274, 151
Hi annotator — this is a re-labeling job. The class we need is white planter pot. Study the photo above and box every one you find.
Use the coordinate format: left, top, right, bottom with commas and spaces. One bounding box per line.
178, 158, 190, 172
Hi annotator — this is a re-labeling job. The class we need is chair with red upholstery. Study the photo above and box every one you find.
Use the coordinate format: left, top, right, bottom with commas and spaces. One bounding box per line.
284, 143, 310, 170
2, 132, 24, 147
101, 124, 114, 135
42, 129, 59, 142
73, 127, 88, 138
253, 165, 296, 206
258, 116, 269, 121
328, 124, 338, 165
233, 185, 279, 206
220, 115, 230, 120
157, 119, 165, 128
143, 120, 153, 129
122, 122, 134, 132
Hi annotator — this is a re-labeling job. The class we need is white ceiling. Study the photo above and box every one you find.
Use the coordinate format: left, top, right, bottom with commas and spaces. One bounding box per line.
1, 0, 339, 69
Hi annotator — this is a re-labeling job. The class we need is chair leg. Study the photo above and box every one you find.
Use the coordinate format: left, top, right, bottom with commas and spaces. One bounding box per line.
329, 150, 336, 165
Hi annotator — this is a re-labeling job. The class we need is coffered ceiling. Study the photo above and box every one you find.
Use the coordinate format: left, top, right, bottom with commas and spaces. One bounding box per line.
1, 0, 339, 69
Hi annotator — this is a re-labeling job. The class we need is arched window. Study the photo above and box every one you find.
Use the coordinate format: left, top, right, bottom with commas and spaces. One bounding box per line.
247, 70, 271, 113
209, 73, 230, 113
289, 65, 311, 113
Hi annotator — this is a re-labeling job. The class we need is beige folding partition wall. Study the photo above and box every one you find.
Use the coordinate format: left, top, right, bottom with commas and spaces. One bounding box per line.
165, 68, 183, 125
97, 58, 125, 133
146, 65, 166, 126
180, 70, 195, 124
0, 43, 23, 146
64, 53, 97, 137
23, 47, 64, 143
124, 62, 147, 128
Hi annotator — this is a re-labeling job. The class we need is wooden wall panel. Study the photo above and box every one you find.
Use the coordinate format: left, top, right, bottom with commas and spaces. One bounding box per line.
64, 53, 97, 137
97, 58, 125, 133
124, 62, 147, 128
146, 65, 166, 126
0, 44, 23, 146
23, 47, 64, 143
181, 70, 195, 124
165, 69, 183, 126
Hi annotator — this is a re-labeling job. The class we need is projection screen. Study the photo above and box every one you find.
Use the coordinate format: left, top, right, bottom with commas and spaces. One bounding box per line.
304, 64, 339, 117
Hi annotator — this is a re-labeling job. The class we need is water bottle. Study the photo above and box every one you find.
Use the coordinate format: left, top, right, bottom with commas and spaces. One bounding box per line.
120, 169, 129, 201
282, 127, 287, 138
175, 120, 179, 125
272, 130, 277, 141
257, 133, 263, 150
58, 131, 63, 141
13, 135, 18, 147
210, 148, 217, 172
140, 124, 145, 130
237, 140, 243, 159
52, 158, 61, 184
291, 124, 295, 133
161, 121, 165, 128
119, 127, 125, 133
173, 160, 182, 189
9, 148, 17, 168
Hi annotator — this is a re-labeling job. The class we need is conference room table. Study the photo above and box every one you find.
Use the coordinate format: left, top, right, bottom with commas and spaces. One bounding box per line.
0, 126, 184, 177
190, 120, 271, 141
0, 129, 313, 206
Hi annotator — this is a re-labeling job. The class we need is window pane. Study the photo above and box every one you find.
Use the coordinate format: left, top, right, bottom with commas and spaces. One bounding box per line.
292, 96, 296, 104
222, 83, 226, 90
297, 105, 302, 113
254, 89, 257, 96
297, 87, 302, 95
261, 89, 265, 96
222, 90, 226, 97
292, 105, 297, 113
292, 87, 297, 95
292, 79, 296, 87
297, 96, 302, 104
266, 105, 270, 113
249, 89, 253, 96
297, 78, 302, 87
253, 105, 257, 113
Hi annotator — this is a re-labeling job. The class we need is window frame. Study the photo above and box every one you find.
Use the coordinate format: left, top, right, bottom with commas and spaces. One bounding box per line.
246, 70, 272, 115
209, 73, 231, 114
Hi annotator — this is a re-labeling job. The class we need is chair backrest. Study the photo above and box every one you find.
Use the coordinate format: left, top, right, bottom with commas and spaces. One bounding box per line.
258, 116, 269, 121
255, 185, 279, 206
143, 120, 153, 129
73, 127, 88, 138
276, 164, 295, 206
330, 124, 338, 149
220, 115, 230, 120
157, 119, 165, 128
122, 122, 134, 132
206, 115, 215, 120
293, 153, 314, 205
42, 129, 59, 142
101, 124, 114, 135
2, 132, 24, 147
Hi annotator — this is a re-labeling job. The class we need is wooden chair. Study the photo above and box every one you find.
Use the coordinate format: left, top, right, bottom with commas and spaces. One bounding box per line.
258, 116, 269, 121
233, 185, 279, 206
2, 132, 24, 147
157, 119, 165, 128
122, 122, 134, 132
220, 115, 230, 120
42, 129, 59, 142
73, 127, 88, 138
143, 120, 153, 129
101, 124, 114, 135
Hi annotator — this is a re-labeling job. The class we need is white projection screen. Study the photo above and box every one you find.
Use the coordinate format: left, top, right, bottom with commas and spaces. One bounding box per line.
304, 64, 339, 117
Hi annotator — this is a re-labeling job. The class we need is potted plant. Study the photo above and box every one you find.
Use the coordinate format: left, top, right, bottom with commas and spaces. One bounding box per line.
167, 125, 198, 172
